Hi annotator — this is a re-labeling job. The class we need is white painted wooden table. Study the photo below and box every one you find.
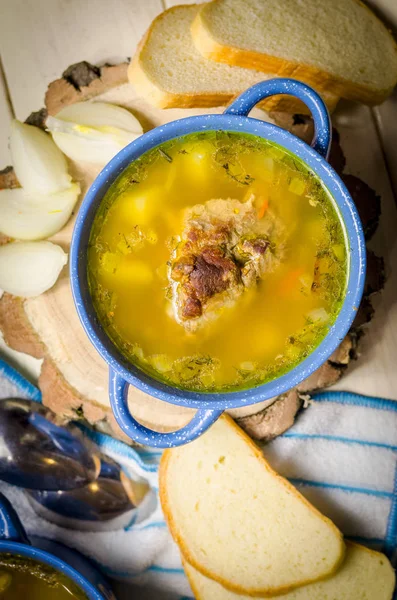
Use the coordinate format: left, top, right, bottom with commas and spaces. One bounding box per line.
0, 1, 396, 597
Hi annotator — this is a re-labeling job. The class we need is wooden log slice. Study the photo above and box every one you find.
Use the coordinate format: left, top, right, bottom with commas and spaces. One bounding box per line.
0, 62, 384, 444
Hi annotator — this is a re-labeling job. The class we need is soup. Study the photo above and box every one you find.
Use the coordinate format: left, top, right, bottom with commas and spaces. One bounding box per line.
0, 554, 87, 599
88, 131, 347, 392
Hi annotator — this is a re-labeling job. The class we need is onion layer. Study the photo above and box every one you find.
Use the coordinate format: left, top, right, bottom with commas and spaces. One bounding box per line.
0, 241, 67, 297
10, 120, 72, 194
54, 102, 143, 133
46, 102, 143, 165
0, 183, 80, 241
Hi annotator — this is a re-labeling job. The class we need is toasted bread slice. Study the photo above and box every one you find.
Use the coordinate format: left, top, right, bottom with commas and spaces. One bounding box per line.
160, 415, 345, 596
129, 4, 339, 114
191, 0, 397, 105
184, 542, 395, 600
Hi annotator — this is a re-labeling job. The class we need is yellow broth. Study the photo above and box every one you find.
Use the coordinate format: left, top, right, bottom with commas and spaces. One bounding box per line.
0, 554, 88, 599
88, 131, 347, 392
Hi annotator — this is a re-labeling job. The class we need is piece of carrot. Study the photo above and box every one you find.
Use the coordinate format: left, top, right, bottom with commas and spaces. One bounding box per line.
257, 196, 269, 219
279, 267, 305, 294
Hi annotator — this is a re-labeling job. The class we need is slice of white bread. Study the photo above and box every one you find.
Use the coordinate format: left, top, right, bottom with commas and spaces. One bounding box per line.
184, 542, 395, 600
191, 0, 397, 105
160, 415, 345, 596
128, 4, 340, 114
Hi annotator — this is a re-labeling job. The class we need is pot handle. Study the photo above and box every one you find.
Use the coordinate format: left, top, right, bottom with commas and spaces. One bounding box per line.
224, 78, 332, 160
109, 369, 223, 448
0, 492, 30, 544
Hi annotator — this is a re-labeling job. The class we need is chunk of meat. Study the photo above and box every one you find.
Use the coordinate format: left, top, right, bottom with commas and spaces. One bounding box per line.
234, 237, 270, 287
175, 246, 241, 319
169, 198, 273, 331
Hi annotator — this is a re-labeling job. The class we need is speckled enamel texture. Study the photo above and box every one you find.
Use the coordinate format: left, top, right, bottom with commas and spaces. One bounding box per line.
70, 79, 366, 448
0, 495, 111, 599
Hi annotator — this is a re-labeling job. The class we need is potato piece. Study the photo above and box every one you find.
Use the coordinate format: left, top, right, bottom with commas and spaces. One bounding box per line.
115, 186, 161, 226
332, 244, 345, 261
149, 354, 173, 373
241, 154, 273, 183
101, 258, 153, 286
180, 141, 214, 185
0, 573, 11, 593
119, 259, 153, 285
289, 177, 306, 196
99, 252, 120, 275
307, 307, 329, 324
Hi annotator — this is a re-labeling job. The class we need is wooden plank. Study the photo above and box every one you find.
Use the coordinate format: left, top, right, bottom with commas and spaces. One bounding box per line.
331, 102, 397, 400
0, 57, 13, 166
165, 0, 199, 5
0, 0, 163, 120
373, 90, 397, 201
368, 0, 397, 201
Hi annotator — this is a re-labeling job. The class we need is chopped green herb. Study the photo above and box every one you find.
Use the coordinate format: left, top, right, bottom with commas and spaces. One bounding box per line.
158, 148, 173, 162
222, 162, 254, 186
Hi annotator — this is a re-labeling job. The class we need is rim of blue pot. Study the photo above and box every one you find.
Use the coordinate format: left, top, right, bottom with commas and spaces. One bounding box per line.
70, 114, 366, 411
0, 541, 104, 599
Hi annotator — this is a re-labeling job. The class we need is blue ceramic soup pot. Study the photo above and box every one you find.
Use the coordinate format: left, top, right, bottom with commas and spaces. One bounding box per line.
0, 492, 114, 599
71, 78, 366, 449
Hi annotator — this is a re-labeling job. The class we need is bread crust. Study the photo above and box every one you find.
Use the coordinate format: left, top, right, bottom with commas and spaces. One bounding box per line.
183, 542, 395, 600
191, 0, 397, 105
159, 414, 345, 597
128, 5, 339, 114
183, 559, 203, 600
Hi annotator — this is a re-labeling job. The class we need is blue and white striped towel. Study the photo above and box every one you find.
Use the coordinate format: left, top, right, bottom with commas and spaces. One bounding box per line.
0, 357, 396, 599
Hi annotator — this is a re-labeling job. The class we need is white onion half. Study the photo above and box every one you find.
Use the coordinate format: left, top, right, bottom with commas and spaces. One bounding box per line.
46, 102, 143, 165
0, 241, 67, 297
0, 183, 80, 241
10, 120, 72, 194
